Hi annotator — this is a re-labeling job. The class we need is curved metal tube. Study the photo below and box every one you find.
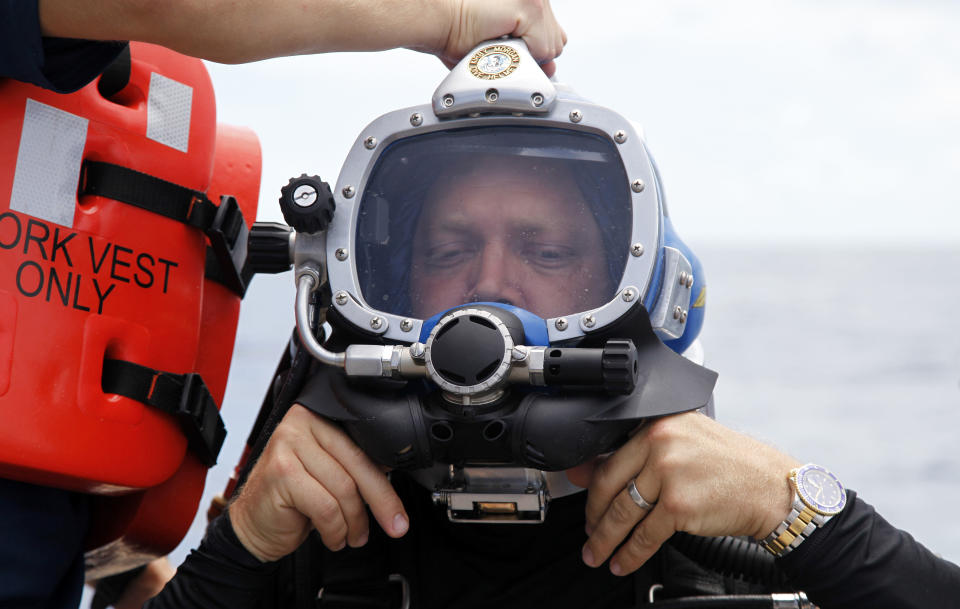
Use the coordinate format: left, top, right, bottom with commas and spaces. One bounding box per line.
296, 273, 346, 368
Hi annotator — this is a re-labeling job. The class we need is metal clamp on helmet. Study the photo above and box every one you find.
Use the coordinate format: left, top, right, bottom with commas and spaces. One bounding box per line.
286, 39, 716, 522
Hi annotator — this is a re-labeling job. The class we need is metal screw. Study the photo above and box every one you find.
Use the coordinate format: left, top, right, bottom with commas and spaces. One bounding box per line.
614, 130, 628, 144
342, 185, 355, 198
335, 248, 348, 261
364, 136, 377, 150
531, 93, 544, 107
569, 109, 583, 123
442, 94, 455, 108
673, 306, 682, 320
410, 342, 426, 359
631, 179, 645, 193
511, 347, 528, 362
335, 291, 348, 306
681, 310, 688, 323
485, 88, 499, 103
400, 319, 413, 332
555, 318, 569, 331
686, 275, 694, 288
679, 272, 688, 286
622, 288, 636, 302
292, 184, 318, 208
583, 314, 597, 328
370, 316, 384, 330
631, 243, 645, 257
410, 112, 423, 126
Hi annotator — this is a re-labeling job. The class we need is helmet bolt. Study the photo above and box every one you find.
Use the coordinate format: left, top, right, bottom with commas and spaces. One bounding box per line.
363, 136, 377, 150
511, 347, 528, 362
531, 93, 544, 107
686, 275, 694, 288
410, 112, 424, 126
631, 179, 645, 193
681, 310, 688, 323
631, 243, 645, 257
583, 314, 597, 328
410, 342, 426, 359
335, 291, 348, 306
679, 272, 688, 286
614, 130, 628, 144
622, 288, 636, 302
569, 109, 583, 123
673, 306, 682, 320
335, 248, 349, 261
555, 318, 569, 331
370, 316, 384, 330
442, 94, 455, 108
400, 318, 413, 332
485, 88, 499, 103
342, 185, 355, 199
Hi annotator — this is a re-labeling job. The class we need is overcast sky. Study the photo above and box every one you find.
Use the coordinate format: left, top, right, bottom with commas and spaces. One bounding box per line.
206, 0, 960, 247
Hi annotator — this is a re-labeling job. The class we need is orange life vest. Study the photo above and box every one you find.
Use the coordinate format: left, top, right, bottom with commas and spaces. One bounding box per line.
0, 42, 261, 568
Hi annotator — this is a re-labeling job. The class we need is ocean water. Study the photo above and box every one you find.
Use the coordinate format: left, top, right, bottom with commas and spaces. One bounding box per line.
155, 244, 960, 588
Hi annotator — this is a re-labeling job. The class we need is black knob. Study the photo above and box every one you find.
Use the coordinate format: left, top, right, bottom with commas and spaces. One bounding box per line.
246, 222, 293, 275
601, 339, 639, 395
279, 174, 335, 233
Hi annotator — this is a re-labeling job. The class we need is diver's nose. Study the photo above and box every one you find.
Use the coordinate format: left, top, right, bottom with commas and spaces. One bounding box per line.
471, 242, 523, 307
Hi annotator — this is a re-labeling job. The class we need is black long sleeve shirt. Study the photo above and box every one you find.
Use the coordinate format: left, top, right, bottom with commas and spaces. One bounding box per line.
148, 481, 960, 609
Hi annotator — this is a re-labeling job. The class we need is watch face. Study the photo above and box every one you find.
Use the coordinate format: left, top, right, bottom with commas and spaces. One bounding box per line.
795, 464, 847, 515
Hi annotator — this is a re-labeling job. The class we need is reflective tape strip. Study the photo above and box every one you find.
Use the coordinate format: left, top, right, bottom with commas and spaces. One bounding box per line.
147, 72, 192, 152
10, 99, 88, 229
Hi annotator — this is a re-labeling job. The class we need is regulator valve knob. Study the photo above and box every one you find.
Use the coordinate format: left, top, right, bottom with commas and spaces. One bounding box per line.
279, 174, 336, 234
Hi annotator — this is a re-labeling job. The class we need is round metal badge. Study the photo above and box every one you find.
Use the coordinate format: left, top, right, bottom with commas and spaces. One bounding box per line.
469, 45, 521, 80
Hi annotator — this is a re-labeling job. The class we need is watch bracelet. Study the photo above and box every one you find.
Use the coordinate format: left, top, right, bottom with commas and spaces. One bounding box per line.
761, 494, 830, 556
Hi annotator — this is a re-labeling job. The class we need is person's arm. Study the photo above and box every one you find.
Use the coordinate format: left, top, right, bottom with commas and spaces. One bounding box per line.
778, 491, 960, 609
37, 0, 565, 72
573, 411, 960, 608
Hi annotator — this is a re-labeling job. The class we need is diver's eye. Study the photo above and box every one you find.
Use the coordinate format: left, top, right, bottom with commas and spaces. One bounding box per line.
422, 242, 478, 269
523, 243, 578, 269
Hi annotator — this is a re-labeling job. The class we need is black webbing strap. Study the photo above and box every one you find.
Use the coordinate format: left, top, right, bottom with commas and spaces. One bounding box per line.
80, 160, 250, 296
205, 245, 254, 295
101, 359, 226, 467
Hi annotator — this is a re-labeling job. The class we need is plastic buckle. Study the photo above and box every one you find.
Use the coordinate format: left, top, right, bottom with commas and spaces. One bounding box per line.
207, 195, 250, 296
177, 373, 226, 467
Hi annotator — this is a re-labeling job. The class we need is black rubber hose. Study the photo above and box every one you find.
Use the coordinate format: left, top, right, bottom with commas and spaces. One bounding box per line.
650, 595, 776, 608
668, 533, 791, 589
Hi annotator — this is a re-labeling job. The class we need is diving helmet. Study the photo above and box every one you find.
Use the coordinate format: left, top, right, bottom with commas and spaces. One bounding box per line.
277, 40, 716, 523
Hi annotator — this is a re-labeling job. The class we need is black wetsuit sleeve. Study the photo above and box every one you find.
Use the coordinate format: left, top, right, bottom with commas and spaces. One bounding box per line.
145, 510, 279, 609
778, 490, 960, 609
0, 0, 126, 92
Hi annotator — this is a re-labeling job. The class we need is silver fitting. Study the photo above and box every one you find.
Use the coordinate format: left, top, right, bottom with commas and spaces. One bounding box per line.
410, 112, 424, 126
363, 136, 377, 149
614, 130, 628, 144
569, 109, 583, 123
631, 243, 645, 257
341, 185, 355, 199
631, 179, 645, 193
335, 248, 349, 261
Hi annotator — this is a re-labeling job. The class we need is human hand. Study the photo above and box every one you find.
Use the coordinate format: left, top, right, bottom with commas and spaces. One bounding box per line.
112, 558, 176, 609
229, 405, 409, 563
433, 0, 567, 76
569, 412, 800, 576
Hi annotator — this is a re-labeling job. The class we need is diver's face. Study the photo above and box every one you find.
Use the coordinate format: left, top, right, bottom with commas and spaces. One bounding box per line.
409, 165, 612, 320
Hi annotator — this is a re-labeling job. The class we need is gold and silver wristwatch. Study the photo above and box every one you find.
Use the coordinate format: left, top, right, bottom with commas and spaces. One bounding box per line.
762, 463, 847, 557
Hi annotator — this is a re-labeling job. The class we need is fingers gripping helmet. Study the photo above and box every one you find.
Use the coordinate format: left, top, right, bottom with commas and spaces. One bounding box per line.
284, 40, 715, 522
